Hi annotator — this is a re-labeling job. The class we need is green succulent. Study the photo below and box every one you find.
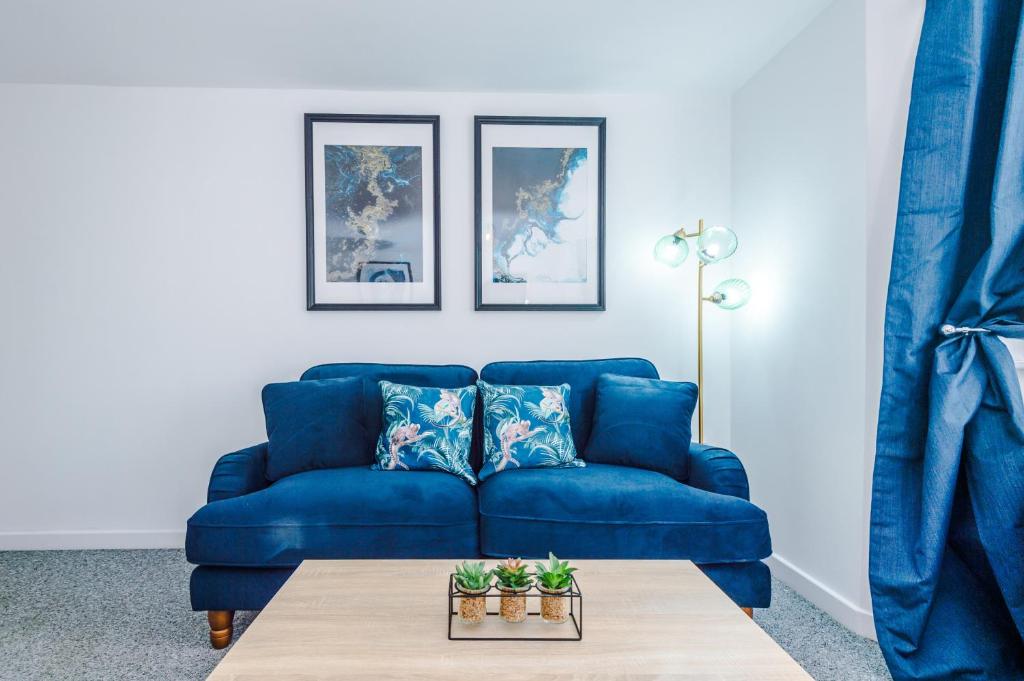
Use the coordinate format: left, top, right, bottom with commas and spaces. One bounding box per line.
533, 552, 577, 590
454, 560, 492, 591
494, 557, 532, 589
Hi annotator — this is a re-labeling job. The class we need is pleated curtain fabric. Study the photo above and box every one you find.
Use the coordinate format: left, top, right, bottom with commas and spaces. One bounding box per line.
869, 0, 1024, 678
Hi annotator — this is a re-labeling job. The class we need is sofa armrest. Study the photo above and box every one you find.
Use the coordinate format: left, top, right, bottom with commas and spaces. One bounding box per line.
687, 443, 750, 501
207, 443, 269, 503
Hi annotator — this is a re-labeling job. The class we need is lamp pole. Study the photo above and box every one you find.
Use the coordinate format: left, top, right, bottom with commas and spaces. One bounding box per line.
696, 219, 705, 443
668, 218, 707, 442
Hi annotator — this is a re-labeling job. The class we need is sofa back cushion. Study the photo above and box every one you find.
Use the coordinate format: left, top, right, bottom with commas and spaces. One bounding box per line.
479, 358, 659, 454
262, 377, 368, 481
300, 363, 479, 465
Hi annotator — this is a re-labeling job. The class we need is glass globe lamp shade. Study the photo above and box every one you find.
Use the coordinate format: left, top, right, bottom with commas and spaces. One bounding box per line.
712, 278, 752, 310
653, 234, 689, 267
696, 226, 738, 264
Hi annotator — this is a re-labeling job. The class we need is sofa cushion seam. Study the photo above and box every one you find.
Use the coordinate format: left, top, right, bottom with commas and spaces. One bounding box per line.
189, 520, 479, 530
478, 512, 765, 527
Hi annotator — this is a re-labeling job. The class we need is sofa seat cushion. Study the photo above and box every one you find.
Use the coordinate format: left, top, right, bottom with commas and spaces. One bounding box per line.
478, 463, 771, 564
186, 467, 478, 567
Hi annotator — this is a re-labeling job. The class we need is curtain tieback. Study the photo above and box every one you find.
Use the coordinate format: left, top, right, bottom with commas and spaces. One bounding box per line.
939, 324, 991, 337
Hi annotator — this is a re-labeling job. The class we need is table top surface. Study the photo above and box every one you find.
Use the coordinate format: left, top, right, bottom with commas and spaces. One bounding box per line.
208, 559, 811, 680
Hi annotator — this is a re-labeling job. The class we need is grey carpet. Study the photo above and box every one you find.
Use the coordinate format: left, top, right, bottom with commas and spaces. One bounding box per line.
754, 580, 891, 680
0, 550, 891, 680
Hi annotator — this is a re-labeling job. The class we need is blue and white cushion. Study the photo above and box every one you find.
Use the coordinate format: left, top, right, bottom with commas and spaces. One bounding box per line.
477, 381, 583, 481
372, 381, 477, 485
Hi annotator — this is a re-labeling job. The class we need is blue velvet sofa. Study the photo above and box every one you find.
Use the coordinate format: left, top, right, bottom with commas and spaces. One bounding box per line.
186, 359, 772, 647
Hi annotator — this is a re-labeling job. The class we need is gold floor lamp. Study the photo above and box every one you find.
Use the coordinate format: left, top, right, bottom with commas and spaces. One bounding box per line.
654, 219, 751, 443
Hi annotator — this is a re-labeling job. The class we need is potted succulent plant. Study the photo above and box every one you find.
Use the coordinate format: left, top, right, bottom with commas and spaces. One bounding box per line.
493, 558, 532, 623
453, 560, 492, 624
534, 553, 577, 624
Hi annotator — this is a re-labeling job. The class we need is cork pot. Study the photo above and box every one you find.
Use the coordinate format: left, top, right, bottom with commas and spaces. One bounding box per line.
497, 584, 530, 623
456, 584, 489, 624
537, 584, 571, 623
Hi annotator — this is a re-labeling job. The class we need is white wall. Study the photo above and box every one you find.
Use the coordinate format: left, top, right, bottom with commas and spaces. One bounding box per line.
731, 0, 923, 639
731, 0, 870, 636
0, 84, 732, 549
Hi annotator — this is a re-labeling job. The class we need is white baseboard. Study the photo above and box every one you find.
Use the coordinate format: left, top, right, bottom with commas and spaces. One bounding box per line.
0, 530, 185, 550
766, 554, 876, 640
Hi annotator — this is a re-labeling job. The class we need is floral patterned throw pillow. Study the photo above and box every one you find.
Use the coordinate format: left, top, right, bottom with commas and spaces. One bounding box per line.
372, 381, 477, 485
477, 381, 584, 482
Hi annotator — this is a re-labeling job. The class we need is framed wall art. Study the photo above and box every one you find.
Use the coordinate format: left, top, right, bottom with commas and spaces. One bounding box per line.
475, 115, 605, 311
305, 113, 440, 310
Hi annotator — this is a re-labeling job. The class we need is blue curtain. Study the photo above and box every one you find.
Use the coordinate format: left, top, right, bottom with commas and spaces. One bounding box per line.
870, 0, 1024, 678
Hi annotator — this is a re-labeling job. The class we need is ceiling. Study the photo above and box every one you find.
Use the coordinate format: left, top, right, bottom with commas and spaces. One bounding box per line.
0, 0, 833, 93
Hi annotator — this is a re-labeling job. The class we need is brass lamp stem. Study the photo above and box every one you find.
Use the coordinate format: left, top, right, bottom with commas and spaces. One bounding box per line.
696, 218, 705, 443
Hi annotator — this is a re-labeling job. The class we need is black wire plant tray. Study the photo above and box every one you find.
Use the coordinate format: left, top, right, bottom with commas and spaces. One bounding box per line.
447, 574, 583, 641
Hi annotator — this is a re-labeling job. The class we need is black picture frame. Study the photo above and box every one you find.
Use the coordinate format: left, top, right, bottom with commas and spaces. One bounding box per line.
305, 113, 441, 310
474, 115, 606, 311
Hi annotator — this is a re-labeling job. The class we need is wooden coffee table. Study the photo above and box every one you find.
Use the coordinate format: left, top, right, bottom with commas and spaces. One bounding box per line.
207, 559, 811, 680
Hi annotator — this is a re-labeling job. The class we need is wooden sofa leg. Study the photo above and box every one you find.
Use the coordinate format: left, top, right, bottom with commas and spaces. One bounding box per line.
208, 610, 235, 649
741, 607, 753, 618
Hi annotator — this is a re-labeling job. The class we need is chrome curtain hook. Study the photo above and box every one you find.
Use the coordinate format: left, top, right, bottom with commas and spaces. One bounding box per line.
939, 324, 991, 336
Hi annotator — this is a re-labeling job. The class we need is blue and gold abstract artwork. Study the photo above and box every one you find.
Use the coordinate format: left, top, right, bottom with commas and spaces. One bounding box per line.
324, 145, 423, 283
491, 147, 589, 284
